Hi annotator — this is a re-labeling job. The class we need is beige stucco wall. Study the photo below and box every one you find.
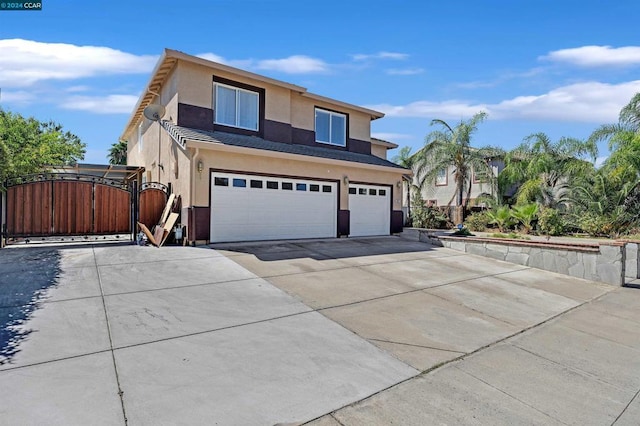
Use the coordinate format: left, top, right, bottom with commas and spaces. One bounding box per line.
174, 60, 372, 142
191, 147, 404, 211
290, 94, 371, 141
371, 144, 387, 159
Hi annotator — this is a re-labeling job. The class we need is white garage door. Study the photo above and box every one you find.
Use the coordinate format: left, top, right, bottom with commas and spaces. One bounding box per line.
210, 172, 337, 243
348, 184, 391, 237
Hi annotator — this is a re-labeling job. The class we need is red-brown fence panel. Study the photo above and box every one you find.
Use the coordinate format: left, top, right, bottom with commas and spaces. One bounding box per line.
94, 184, 131, 234
7, 181, 52, 237
139, 188, 167, 229
53, 181, 92, 235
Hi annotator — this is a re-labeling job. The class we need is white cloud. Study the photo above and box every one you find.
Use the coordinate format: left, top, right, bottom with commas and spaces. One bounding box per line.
352, 52, 409, 61
367, 80, 640, 123
371, 132, 413, 141
60, 94, 139, 114
0, 89, 35, 104
386, 68, 424, 75
256, 55, 329, 74
196, 52, 228, 64
367, 100, 487, 120
541, 45, 640, 67
0, 39, 158, 88
197, 52, 329, 74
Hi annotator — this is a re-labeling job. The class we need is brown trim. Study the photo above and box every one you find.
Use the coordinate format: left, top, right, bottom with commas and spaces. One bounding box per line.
337, 210, 350, 236
177, 103, 214, 132
348, 138, 371, 155
212, 75, 266, 137
391, 211, 404, 233
263, 119, 292, 144
435, 167, 448, 186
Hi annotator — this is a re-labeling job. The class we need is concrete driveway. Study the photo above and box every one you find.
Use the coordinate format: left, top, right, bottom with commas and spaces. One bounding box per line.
0, 237, 638, 425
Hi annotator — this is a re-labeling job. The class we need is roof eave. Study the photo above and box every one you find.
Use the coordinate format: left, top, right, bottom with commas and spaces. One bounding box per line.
184, 139, 410, 174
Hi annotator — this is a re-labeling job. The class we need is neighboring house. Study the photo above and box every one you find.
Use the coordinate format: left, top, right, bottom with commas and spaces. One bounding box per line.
404, 159, 504, 209
122, 49, 408, 244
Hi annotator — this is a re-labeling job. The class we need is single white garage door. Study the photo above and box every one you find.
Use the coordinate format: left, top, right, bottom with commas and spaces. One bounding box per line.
210, 172, 337, 242
348, 184, 391, 237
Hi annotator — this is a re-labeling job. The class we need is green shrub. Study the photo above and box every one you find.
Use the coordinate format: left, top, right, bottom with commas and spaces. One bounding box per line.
412, 205, 449, 229
410, 192, 449, 229
490, 232, 530, 240
453, 227, 474, 236
465, 211, 491, 232
578, 213, 614, 237
537, 208, 566, 236
486, 206, 516, 232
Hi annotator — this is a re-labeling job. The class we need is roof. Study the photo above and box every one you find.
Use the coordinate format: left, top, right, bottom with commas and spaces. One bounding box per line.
122, 49, 385, 139
49, 163, 144, 181
371, 137, 399, 149
162, 122, 406, 171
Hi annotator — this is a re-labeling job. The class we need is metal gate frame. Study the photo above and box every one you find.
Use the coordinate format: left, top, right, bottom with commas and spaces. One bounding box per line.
2, 172, 138, 241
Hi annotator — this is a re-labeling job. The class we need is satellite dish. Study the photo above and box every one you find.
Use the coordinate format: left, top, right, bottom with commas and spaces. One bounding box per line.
143, 104, 166, 121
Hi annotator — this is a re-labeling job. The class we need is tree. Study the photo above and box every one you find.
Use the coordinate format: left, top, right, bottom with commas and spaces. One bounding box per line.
0, 108, 85, 188
414, 111, 502, 221
501, 132, 597, 208
392, 146, 419, 219
108, 140, 128, 165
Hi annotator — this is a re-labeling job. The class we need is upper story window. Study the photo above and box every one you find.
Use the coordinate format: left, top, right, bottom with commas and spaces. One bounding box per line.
436, 168, 448, 186
214, 83, 259, 131
315, 108, 346, 147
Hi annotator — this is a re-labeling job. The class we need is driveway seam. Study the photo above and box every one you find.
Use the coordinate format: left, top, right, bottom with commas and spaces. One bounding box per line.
302, 283, 617, 425
366, 338, 466, 354
110, 308, 316, 352
93, 246, 128, 426
612, 387, 640, 425
0, 349, 113, 372
100, 276, 261, 298
511, 344, 629, 392
453, 366, 570, 425
313, 268, 533, 313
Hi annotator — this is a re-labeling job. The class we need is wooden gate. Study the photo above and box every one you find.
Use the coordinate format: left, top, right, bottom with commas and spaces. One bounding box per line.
138, 182, 168, 230
4, 173, 133, 238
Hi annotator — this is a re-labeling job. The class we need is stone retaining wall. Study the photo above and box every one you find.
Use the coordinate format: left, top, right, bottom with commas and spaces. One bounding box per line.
411, 230, 626, 286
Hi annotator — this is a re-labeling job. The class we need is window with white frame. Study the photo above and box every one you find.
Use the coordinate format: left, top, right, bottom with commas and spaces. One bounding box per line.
315, 108, 346, 146
436, 168, 448, 186
214, 83, 259, 131
138, 123, 144, 153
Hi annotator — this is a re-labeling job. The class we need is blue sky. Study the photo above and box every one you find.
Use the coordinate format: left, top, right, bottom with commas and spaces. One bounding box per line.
1, 0, 639, 165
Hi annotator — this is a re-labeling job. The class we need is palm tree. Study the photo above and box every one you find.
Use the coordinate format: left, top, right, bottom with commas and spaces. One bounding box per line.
589, 92, 640, 179
392, 146, 419, 212
108, 140, 128, 165
511, 203, 538, 234
501, 133, 597, 208
414, 111, 502, 221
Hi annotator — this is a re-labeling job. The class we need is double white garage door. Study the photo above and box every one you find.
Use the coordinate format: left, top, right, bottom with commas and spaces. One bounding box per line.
210, 172, 390, 243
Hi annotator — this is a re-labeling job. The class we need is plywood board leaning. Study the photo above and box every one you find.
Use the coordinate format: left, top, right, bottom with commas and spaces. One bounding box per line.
160, 212, 179, 247
137, 222, 158, 247
159, 193, 176, 226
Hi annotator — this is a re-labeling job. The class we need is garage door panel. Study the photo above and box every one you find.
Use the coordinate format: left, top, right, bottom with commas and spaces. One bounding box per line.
349, 184, 390, 237
211, 173, 337, 243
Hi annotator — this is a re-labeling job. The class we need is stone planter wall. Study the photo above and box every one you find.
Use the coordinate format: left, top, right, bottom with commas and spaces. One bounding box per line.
623, 242, 639, 280
411, 229, 626, 286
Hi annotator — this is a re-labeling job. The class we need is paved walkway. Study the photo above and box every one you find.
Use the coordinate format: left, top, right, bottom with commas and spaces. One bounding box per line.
0, 237, 638, 425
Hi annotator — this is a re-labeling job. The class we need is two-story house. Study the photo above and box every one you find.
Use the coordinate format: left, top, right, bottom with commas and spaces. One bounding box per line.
122, 49, 408, 244
416, 159, 504, 208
